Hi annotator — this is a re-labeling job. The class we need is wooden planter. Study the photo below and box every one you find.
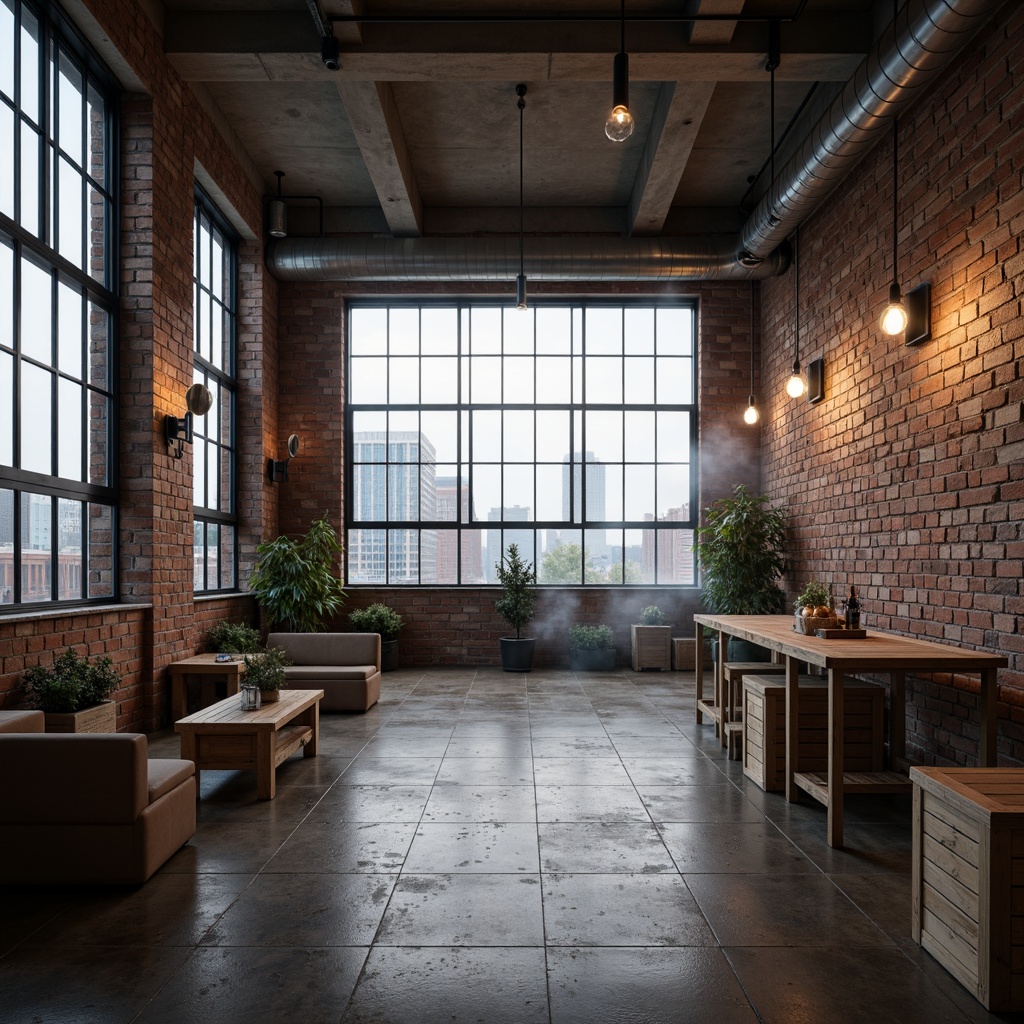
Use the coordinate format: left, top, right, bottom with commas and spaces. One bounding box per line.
43, 699, 117, 734
630, 625, 672, 671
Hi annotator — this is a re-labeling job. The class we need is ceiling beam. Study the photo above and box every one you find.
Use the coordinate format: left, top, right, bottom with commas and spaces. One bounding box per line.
628, 81, 715, 236
337, 80, 423, 237
685, 0, 747, 45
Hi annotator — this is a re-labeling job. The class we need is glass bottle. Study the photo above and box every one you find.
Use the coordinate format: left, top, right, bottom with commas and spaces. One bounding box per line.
846, 586, 861, 630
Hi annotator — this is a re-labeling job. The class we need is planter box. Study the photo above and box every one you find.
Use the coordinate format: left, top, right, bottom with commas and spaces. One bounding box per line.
630, 625, 672, 671
742, 676, 884, 792
43, 699, 117, 734
671, 638, 696, 670
381, 640, 399, 672
910, 766, 1024, 1011
570, 649, 616, 672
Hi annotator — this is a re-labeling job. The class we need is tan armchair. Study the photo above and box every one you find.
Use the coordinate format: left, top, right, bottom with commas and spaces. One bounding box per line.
267, 632, 381, 712
0, 733, 196, 885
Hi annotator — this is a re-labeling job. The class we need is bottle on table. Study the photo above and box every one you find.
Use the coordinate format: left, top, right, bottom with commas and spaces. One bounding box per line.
846, 586, 861, 630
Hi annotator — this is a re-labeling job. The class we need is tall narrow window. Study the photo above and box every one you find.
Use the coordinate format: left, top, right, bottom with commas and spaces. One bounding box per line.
192, 190, 237, 592
346, 301, 697, 586
0, 0, 118, 610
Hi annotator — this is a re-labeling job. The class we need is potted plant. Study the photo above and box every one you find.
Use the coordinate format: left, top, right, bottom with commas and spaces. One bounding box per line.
205, 621, 262, 656
794, 580, 836, 635
630, 604, 673, 671
693, 484, 787, 662
248, 512, 347, 633
349, 603, 405, 672
24, 648, 119, 733
242, 646, 291, 703
569, 624, 616, 672
495, 542, 537, 672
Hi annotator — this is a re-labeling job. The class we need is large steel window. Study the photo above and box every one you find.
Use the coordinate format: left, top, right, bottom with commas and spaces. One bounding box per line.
0, 0, 117, 609
191, 191, 237, 592
346, 301, 697, 586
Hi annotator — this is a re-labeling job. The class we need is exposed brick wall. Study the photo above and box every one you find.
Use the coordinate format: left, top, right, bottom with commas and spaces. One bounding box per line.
759, 3, 1024, 766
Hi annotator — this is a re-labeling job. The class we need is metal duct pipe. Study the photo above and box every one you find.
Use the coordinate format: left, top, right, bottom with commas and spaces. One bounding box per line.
266, 234, 791, 282
739, 0, 1001, 263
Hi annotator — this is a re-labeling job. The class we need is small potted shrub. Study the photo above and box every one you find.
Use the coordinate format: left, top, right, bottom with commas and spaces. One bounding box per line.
569, 624, 616, 672
495, 543, 537, 672
794, 580, 836, 634
205, 621, 263, 656
242, 646, 291, 703
349, 603, 405, 672
631, 604, 672, 671
24, 648, 119, 733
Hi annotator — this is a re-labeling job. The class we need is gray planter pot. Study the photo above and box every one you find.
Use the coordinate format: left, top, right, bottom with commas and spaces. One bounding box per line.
500, 637, 536, 672
381, 640, 399, 672
569, 649, 616, 672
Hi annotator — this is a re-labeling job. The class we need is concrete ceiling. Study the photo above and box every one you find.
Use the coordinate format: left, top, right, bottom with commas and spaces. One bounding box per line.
158, 0, 882, 240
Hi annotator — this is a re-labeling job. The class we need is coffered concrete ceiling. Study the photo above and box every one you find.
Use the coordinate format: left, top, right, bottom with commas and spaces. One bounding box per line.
156, 0, 881, 240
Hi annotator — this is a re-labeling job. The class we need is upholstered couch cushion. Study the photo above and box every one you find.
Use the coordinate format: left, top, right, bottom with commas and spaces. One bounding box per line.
267, 632, 382, 712
0, 710, 45, 734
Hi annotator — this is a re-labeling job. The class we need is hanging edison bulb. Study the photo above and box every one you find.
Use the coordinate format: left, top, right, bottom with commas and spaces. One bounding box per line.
786, 361, 805, 399
743, 397, 760, 425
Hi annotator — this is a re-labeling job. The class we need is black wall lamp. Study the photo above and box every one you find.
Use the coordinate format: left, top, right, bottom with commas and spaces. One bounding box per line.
165, 383, 213, 459
268, 433, 301, 483
264, 170, 325, 241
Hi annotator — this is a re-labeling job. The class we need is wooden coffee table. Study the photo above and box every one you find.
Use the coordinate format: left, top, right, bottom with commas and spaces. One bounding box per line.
175, 688, 323, 800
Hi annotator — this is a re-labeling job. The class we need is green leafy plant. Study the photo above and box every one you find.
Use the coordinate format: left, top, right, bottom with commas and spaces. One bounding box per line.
24, 649, 120, 714
248, 512, 347, 632
693, 484, 786, 615
569, 624, 614, 651
794, 581, 831, 610
205, 621, 262, 654
495, 543, 537, 639
242, 646, 291, 692
639, 605, 666, 626
348, 603, 405, 643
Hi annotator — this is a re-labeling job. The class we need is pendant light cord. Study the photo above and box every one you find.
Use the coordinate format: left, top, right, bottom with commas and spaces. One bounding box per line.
891, 0, 898, 285
750, 281, 756, 393
794, 224, 800, 365
620, 0, 625, 54
518, 85, 525, 281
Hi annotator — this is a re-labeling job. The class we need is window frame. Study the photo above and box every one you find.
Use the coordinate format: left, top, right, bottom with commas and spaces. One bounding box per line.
0, 0, 119, 612
191, 185, 238, 594
344, 298, 698, 587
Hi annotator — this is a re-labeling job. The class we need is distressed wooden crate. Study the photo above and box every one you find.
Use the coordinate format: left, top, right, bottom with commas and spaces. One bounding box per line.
631, 625, 672, 671
742, 676, 884, 792
910, 767, 1024, 1012
671, 638, 696, 671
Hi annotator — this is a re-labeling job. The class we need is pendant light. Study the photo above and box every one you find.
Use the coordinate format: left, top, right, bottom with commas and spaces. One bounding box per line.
786, 225, 806, 398
879, 111, 908, 335
744, 282, 759, 424
604, 0, 634, 142
268, 170, 287, 239
515, 83, 528, 310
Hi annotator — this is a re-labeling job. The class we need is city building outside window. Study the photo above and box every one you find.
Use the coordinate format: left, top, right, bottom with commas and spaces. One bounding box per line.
346, 302, 697, 586
0, 0, 117, 609
191, 190, 237, 592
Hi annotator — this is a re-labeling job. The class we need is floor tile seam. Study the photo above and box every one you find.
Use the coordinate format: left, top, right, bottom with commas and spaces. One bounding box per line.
123, 945, 205, 1024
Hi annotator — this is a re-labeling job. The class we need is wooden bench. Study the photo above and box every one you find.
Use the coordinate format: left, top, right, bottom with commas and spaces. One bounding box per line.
911, 767, 1024, 1012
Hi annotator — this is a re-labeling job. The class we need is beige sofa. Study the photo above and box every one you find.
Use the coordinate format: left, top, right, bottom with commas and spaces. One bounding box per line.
268, 632, 381, 712
0, 733, 196, 885
0, 710, 44, 733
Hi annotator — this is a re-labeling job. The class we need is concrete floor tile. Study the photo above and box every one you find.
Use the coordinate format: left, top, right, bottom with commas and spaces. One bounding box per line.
436, 756, 535, 785
422, 785, 537, 823
163, 821, 297, 874
377, 874, 544, 946
638, 785, 766, 824
343, 946, 549, 1024
263, 821, 417, 873
340, 756, 442, 785
539, 822, 675, 873
312, 785, 432, 822
542, 873, 715, 946
536, 785, 651, 822
136, 946, 368, 1024
622, 756, 728, 786
443, 735, 535, 758
532, 757, 632, 786
547, 947, 759, 1024
658, 821, 817, 874
405, 822, 540, 873
531, 736, 619, 758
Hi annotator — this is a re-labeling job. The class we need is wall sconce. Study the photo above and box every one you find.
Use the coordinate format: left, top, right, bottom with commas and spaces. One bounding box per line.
164, 383, 213, 459
901, 281, 931, 346
267, 433, 300, 482
807, 356, 825, 404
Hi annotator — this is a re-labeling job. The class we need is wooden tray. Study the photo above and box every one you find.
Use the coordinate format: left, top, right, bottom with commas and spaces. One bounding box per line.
814, 628, 867, 639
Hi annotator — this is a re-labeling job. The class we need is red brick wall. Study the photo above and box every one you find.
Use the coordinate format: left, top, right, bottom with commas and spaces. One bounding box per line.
759, 3, 1024, 765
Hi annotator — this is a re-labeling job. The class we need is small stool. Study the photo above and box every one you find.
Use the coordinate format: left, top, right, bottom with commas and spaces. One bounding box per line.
719, 661, 786, 753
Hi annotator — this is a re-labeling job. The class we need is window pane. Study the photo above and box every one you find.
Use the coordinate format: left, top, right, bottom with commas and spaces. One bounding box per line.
389, 308, 418, 355
421, 307, 457, 354
470, 307, 500, 353
20, 361, 51, 473
503, 308, 532, 354
57, 376, 82, 480
535, 464, 562, 521
20, 255, 51, 363
470, 355, 500, 402
348, 528, 386, 583
21, 491, 51, 602
655, 356, 691, 404
503, 464, 533, 518
0, 0, 13, 101
57, 497, 81, 599
657, 463, 689, 519
20, 121, 40, 235
586, 410, 622, 462
0, 103, 12, 217
350, 357, 387, 403
624, 307, 654, 354
420, 411, 457, 463
421, 356, 457, 403
535, 307, 571, 354
586, 356, 621, 403
536, 356, 571, 403
586, 308, 622, 355
657, 411, 691, 462
624, 411, 655, 462
389, 357, 419, 402
57, 280, 82, 377
472, 410, 500, 461
535, 410, 569, 464
0, 488, 11, 602
19, 7, 39, 124
350, 307, 387, 355
624, 356, 654, 404
657, 307, 693, 355
58, 49, 83, 165
503, 356, 534, 403
0, 239, 10, 352
624, 465, 655, 521
503, 410, 533, 462
0, 350, 11, 465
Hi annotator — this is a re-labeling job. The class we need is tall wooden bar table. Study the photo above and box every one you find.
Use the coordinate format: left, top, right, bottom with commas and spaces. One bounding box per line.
694, 614, 1007, 847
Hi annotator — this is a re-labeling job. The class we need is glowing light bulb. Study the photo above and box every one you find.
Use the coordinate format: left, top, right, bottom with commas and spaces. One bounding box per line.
743, 401, 759, 425
786, 371, 805, 399
605, 105, 634, 142
881, 280, 908, 335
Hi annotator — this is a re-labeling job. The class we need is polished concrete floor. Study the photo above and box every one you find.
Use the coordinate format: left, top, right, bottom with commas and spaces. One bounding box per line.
0, 667, 1013, 1023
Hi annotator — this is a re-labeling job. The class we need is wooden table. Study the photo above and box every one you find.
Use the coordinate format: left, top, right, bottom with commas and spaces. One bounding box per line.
175, 688, 323, 800
694, 614, 1007, 847
169, 653, 248, 722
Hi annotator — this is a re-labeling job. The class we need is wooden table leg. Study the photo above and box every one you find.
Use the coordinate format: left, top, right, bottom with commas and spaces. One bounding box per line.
980, 667, 997, 766
301, 702, 320, 758
785, 656, 800, 803
827, 669, 845, 848
256, 729, 276, 800
170, 670, 186, 722
179, 728, 200, 797
695, 623, 705, 724
890, 670, 906, 770
715, 629, 725, 739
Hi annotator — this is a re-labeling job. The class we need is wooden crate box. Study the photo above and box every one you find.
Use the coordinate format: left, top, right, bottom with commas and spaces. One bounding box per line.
743, 675, 885, 792
631, 625, 672, 671
910, 767, 1024, 1012
671, 637, 696, 671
